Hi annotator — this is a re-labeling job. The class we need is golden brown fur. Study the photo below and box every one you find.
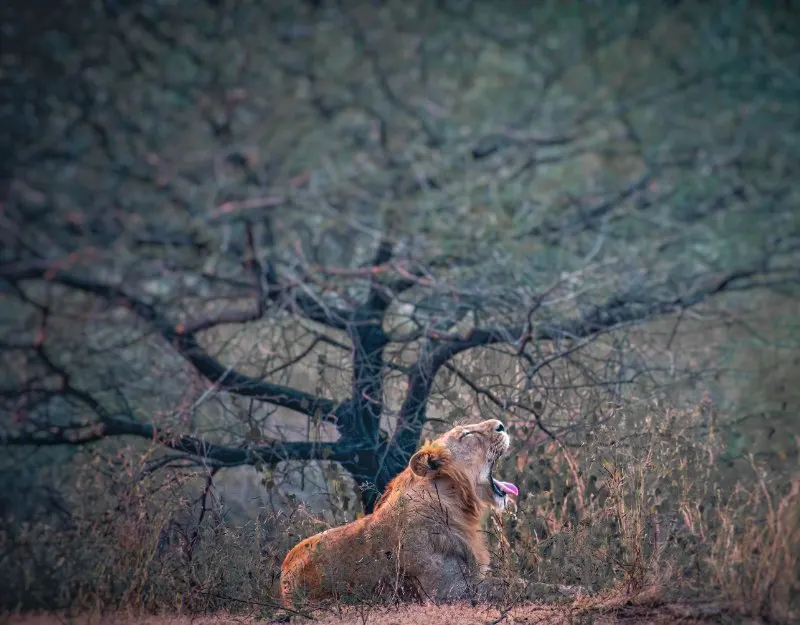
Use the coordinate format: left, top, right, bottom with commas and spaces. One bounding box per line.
280, 419, 514, 606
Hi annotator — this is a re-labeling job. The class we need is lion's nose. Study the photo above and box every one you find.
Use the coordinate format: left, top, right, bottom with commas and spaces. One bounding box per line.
494, 422, 505, 433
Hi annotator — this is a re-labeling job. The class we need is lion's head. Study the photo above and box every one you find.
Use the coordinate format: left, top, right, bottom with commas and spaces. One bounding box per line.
408, 418, 518, 511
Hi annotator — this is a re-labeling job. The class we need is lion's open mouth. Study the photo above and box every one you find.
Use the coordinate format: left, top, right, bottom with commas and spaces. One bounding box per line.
489, 461, 518, 498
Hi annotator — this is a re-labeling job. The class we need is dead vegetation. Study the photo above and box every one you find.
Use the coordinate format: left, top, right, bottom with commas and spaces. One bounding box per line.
0, 601, 776, 625
2, 399, 797, 624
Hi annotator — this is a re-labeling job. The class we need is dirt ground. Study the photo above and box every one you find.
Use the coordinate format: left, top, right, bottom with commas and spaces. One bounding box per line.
3, 603, 770, 625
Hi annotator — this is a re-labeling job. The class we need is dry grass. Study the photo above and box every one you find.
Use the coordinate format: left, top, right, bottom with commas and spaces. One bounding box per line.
1, 401, 798, 624
491, 404, 800, 623
0, 602, 779, 625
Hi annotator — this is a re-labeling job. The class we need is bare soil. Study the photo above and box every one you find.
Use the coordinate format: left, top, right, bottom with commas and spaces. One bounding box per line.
3, 603, 769, 625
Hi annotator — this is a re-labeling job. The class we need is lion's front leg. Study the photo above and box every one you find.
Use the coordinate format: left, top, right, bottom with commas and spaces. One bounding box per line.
408, 554, 485, 604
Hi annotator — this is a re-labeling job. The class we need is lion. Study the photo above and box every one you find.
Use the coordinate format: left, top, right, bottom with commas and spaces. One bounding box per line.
279, 419, 520, 606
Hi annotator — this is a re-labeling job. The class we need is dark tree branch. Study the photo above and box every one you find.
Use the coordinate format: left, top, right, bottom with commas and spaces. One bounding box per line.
344, 238, 395, 444
515, 171, 654, 241
391, 263, 790, 460
2, 339, 361, 474
442, 362, 558, 441
364, 237, 397, 313
181, 308, 266, 335
2, 415, 367, 468
348, 15, 442, 147
169, 332, 346, 423
1, 264, 348, 424
262, 256, 352, 331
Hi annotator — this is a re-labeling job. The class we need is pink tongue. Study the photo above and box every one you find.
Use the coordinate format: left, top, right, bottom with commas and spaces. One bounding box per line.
493, 479, 519, 497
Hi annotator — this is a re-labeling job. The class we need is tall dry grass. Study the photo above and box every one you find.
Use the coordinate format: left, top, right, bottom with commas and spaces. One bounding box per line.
1, 401, 797, 622
0, 447, 325, 618
492, 401, 799, 622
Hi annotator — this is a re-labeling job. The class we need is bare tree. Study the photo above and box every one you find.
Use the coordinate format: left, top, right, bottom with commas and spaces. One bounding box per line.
2, 0, 798, 511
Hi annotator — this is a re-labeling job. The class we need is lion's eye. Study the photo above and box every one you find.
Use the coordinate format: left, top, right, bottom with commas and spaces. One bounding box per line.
460, 431, 474, 439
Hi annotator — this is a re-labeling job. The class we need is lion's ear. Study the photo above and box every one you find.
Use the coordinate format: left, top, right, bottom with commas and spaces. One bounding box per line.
410, 444, 449, 477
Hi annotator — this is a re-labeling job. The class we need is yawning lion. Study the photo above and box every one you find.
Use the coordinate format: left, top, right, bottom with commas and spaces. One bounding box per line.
280, 419, 519, 606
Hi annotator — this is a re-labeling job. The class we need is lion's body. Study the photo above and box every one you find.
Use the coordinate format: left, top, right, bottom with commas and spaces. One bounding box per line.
280, 511, 410, 603
280, 419, 514, 606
